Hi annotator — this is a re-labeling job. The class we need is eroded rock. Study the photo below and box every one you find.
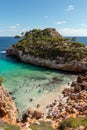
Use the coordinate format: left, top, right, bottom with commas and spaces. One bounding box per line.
0, 85, 17, 124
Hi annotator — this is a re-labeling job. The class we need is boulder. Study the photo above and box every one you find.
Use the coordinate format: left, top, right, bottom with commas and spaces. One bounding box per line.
32, 111, 42, 119
77, 75, 85, 83
80, 81, 87, 90
22, 109, 43, 121
74, 85, 81, 93
71, 81, 77, 87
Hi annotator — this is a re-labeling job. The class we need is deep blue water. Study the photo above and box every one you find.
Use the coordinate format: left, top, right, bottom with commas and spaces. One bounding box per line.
0, 36, 86, 113
67, 36, 87, 45
76, 37, 87, 45
0, 37, 18, 51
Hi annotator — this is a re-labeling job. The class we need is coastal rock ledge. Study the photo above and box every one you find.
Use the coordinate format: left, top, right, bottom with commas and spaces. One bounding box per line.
6, 28, 87, 72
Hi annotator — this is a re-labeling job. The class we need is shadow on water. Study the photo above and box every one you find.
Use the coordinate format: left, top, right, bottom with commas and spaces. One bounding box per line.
0, 53, 81, 76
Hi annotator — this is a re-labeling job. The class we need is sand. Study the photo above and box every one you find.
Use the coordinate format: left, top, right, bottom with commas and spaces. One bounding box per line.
28, 84, 70, 114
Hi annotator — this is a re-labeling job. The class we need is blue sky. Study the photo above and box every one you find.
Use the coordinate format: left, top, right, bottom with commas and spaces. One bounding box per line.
0, 0, 87, 36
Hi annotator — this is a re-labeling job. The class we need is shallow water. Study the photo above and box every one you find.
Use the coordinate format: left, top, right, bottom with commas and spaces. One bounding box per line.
0, 53, 76, 114
0, 37, 77, 114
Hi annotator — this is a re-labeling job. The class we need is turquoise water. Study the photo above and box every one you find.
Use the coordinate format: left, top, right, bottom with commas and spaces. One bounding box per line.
0, 37, 78, 114
0, 53, 75, 114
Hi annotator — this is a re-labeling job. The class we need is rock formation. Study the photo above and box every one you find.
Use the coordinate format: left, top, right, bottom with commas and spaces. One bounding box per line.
45, 73, 87, 129
6, 28, 87, 72
71, 73, 87, 91
0, 85, 17, 124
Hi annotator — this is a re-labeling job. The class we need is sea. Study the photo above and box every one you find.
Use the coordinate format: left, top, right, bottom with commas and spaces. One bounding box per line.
0, 36, 87, 114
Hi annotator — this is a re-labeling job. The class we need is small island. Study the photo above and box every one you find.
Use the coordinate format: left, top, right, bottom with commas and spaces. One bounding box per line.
6, 28, 87, 72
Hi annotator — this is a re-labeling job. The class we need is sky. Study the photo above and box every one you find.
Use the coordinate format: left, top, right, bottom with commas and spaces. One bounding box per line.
0, 0, 87, 36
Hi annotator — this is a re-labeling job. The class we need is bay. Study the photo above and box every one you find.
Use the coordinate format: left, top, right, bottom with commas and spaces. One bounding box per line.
0, 36, 86, 113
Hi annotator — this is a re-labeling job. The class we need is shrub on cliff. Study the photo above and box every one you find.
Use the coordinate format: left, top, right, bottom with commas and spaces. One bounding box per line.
0, 121, 20, 130
58, 117, 87, 130
14, 35, 21, 39
12, 28, 87, 61
70, 41, 85, 47
30, 121, 54, 130
0, 76, 3, 85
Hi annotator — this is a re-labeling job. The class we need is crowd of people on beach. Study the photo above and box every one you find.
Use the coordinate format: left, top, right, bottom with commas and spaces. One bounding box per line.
45, 89, 87, 127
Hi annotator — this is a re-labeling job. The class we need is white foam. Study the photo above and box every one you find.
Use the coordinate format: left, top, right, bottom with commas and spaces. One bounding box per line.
0, 51, 6, 53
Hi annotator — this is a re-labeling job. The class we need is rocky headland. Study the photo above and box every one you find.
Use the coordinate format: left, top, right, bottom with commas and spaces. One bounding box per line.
6, 28, 87, 72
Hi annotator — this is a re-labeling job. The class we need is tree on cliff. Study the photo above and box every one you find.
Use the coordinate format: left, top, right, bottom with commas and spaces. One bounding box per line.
14, 35, 21, 39
70, 37, 76, 42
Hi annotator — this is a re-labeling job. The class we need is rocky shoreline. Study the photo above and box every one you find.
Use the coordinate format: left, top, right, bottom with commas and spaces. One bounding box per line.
6, 46, 87, 72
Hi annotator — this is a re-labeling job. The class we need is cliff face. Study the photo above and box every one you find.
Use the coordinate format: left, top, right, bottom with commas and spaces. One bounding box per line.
0, 85, 17, 124
6, 28, 87, 72
6, 47, 87, 72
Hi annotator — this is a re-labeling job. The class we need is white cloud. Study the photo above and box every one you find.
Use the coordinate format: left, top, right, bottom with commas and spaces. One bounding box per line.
81, 23, 86, 26
56, 21, 66, 25
1, 27, 87, 36
0, 30, 4, 32
66, 5, 74, 11
44, 16, 48, 19
9, 26, 17, 29
9, 29, 18, 32
58, 28, 87, 36
81, 23, 87, 28
16, 24, 20, 26
8, 24, 21, 29
0, 24, 28, 36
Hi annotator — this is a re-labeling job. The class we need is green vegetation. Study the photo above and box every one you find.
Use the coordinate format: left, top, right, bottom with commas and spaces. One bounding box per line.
14, 35, 21, 39
0, 121, 20, 130
13, 28, 87, 61
0, 76, 3, 85
58, 117, 87, 130
30, 121, 54, 130
70, 37, 77, 42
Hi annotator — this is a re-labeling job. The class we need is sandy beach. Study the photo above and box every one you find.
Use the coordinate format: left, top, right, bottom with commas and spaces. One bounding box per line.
27, 83, 70, 114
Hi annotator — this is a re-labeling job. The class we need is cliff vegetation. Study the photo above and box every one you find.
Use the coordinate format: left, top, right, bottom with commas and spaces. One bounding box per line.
0, 121, 20, 130
13, 28, 87, 61
58, 117, 87, 130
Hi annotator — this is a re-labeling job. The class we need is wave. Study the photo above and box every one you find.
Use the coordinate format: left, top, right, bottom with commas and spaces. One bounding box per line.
0, 51, 6, 54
